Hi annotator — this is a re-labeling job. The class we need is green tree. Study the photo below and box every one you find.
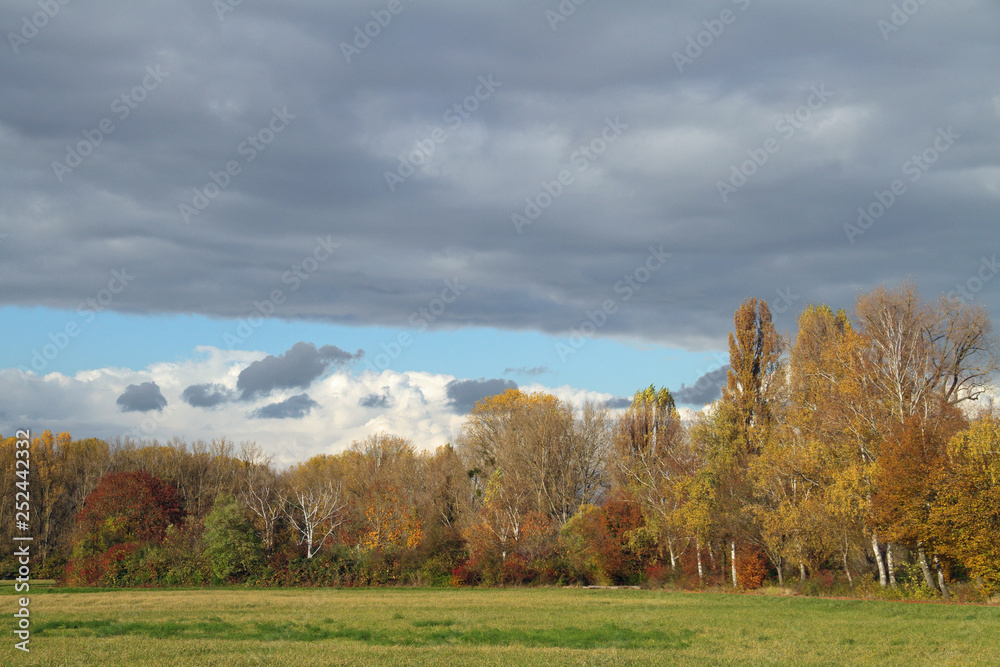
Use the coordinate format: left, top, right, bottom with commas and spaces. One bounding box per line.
204, 493, 264, 582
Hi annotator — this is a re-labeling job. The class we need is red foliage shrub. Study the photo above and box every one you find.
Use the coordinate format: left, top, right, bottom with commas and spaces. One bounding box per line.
736, 545, 768, 590
596, 495, 651, 584
645, 562, 670, 587
450, 558, 482, 587
74, 471, 184, 552
65, 471, 185, 585
499, 554, 532, 586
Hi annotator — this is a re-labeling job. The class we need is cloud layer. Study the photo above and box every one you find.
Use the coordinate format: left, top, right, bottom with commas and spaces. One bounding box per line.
2, 1, 997, 354
0, 343, 649, 464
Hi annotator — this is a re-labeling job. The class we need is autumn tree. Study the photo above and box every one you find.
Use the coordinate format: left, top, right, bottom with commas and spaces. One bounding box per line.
712, 298, 784, 585
65, 471, 184, 585
560, 496, 652, 585
927, 416, 1000, 594
753, 305, 857, 585
852, 283, 997, 587
723, 298, 784, 452
239, 442, 283, 549
341, 433, 424, 551
282, 456, 348, 559
70, 471, 184, 557
458, 389, 610, 525
423, 444, 474, 535
614, 386, 693, 571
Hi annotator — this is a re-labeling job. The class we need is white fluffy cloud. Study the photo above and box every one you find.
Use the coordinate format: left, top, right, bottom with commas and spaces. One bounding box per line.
0, 346, 628, 466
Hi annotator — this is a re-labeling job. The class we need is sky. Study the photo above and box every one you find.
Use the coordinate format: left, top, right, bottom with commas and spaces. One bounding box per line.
1, 1, 998, 464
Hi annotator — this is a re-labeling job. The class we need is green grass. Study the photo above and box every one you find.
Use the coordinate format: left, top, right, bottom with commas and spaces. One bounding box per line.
3, 587, 998, 665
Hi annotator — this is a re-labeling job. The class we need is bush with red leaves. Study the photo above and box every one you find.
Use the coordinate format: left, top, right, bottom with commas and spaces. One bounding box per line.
65, 471, 185, 585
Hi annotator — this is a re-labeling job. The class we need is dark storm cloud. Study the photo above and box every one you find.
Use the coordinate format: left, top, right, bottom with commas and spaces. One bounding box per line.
116, 382, 167, 413
237, 342, 361, 400
674, 366, 731, 406
359, 390, 391, 409
249, 393, 318, 420
2, 1, 999, 350
604, 397, 633, 410
181, 383, 234, 408
446, 378, 517, 414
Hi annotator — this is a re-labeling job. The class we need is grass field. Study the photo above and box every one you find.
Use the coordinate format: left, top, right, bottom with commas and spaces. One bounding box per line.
3, 585, 998, 665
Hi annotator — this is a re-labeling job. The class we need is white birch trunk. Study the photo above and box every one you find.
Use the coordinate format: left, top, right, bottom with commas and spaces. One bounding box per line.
871, 532, 887, 587
731, 541, 738, 587
796, 538, 806, 581
917, 542, 936, 590
842, 542, 854, 586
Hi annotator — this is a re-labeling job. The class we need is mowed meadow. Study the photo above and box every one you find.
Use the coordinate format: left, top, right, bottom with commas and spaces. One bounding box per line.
4, 586, 999, 666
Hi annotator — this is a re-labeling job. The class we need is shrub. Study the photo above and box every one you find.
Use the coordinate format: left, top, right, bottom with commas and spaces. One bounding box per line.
450, 558, 483, 587
735, 545, 767, 590
499, 554, 532, 586
63, 471, 186, 586
204, 494, 264, 583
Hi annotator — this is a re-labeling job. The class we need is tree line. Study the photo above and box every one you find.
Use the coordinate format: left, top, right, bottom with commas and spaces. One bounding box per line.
2, 283, 998, 597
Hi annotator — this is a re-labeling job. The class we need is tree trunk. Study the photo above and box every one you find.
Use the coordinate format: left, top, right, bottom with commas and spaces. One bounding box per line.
669, 539, 677, 571
871, 533, 888, 588
842, 542, 854, 586
696, 538, 704, 583
708, 542, 716, 570
935, 555, 950, 600
917, 542, 937, 590
796, 538, 807, 581
886, 543, 897, 588
776, 556, 784, 587
731, 541, 738, 587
